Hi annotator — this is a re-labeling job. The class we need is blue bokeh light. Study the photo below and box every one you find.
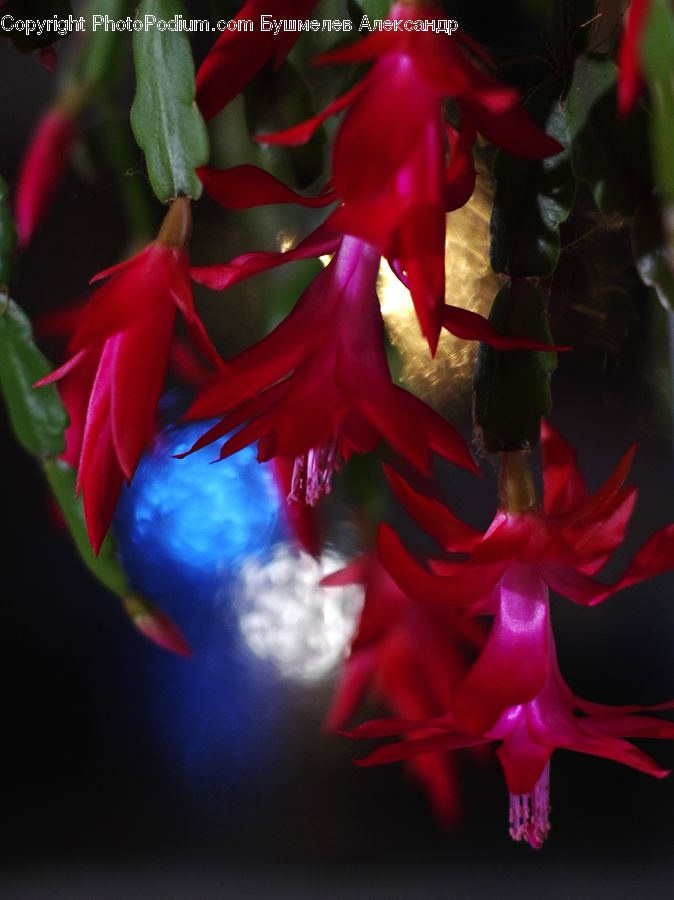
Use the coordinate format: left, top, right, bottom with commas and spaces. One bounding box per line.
115, 418, 287, 601
113, 414, 291, 791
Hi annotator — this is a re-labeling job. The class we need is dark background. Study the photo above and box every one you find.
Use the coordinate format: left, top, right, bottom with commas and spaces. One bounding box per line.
3, 2, 674, 897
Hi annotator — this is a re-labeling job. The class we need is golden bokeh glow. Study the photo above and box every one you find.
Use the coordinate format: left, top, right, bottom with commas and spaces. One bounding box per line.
379, 173, 501, 412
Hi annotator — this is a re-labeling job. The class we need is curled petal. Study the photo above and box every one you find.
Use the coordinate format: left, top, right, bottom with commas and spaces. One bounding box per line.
197, 164, 336, 210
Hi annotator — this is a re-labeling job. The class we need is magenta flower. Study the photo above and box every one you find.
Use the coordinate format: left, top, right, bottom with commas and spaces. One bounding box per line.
14, 105, 77, 248
323, 554, 486, 824
186, 229, 478, 504
379, 424, 674, 735
258, 1, 562, 349
195, 0, 318, 121
36, 198, 222, 551
347, 627, 674, 849
189, 164, 564, 503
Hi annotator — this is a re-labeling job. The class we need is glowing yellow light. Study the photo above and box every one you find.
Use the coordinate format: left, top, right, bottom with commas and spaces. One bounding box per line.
379, 172, 500, 414
277, 231, 297, 253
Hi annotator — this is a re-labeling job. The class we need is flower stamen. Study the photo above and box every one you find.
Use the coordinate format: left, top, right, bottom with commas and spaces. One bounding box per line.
289, 430, 342, 506
508, 762, 551, 849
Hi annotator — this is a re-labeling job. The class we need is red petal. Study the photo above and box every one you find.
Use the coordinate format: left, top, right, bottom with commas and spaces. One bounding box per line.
197, 164, 336, 210
453, 565, 550, 734
346, 715, 454, 740
14, 107, 76, 248
124, 595, 192, 657
257, 82, 365, 146
462, 96, 563, 160
356, 732, 486, 767
377, 524, 506, 609
540, 420, 589, 515
383, 465, 482, 552
321, 557, 371, 588
445, 119, 477, 211
442, 305, 568, 350
195, 0, 318, 121
191, 225, 340, 291
559, 729, 670, 779
323, 650, 378, 733
110, 316, 173, 480
617, 0, 652, 116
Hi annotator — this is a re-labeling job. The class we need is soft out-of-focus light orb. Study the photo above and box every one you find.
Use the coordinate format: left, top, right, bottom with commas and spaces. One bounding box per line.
235, 546, 364, 682
380, 172, 500, 412
115, 418, 285, 592
113, 417, 292, 787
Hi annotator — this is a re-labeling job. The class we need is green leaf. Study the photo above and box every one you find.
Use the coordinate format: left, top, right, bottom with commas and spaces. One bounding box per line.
473, 280, 557, 452
490, 80, 575, 277
245, 60, 326, 190
44, 459, 130, 597
131, 0, 209, 202
566, 55, 651, 216
632, 203, 674, 312
352, 0, 392, 19
641, 0, 674, 204
0, 299, 66, 458
0, 176, 17, 287
79, 0, 134, 90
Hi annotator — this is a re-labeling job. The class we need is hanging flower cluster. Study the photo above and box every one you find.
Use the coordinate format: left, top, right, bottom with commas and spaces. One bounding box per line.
3, 0, 674, 853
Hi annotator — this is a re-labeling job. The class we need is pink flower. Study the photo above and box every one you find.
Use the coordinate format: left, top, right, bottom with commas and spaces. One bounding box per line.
347, 626, 674, 849
323, 554, 486, 824
617, 0, 652, 116
379, 424, 674, 735
186, 229, 478, 504
258, 2, 562, 350
14, 105, 77, 248
189, 164, 564, 503
36, 198, 222, 552
195, 164, 566, 352
195, 0, 318, 121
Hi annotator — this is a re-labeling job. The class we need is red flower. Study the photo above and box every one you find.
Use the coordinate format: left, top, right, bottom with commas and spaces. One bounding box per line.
195, 0, 318, 120
323, 554, 486, 824
186, 230, 478, 503
617, 0, 652, 116
347, 628, 674, 849
36, 198, 222, 552
14, 105, 77, 248
258, 2, 562, 350
189, 164, 564, 502
379, 423, 674, 735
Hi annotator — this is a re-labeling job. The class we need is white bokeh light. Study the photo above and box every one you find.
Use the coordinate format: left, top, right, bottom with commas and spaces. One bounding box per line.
234, 545, 364, 682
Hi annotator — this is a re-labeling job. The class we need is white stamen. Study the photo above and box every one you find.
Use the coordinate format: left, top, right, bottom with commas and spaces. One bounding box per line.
289, 431, 342, 506
508, 762, 551, 849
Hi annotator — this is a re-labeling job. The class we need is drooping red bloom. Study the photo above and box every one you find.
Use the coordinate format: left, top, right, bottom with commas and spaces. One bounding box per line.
14, 105, 77, 248
36, 198, 222, 552
379, 423, 674, 736
186, 229, 478, 503
189, 164, 564, 502
617, 0, 652, 116
197, 162, 566, 342
347, 623, 674, 849
323, 554, 486, 824
195, 0, 318, 120
258, 2, 562, 350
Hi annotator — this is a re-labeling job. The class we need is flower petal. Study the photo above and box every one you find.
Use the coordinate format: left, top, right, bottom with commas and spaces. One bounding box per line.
191, 225, 340, 291
383, 465, 482, 552
540, 420, 589, 515
453, 564, 550, 734
197, 164, 336, 210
